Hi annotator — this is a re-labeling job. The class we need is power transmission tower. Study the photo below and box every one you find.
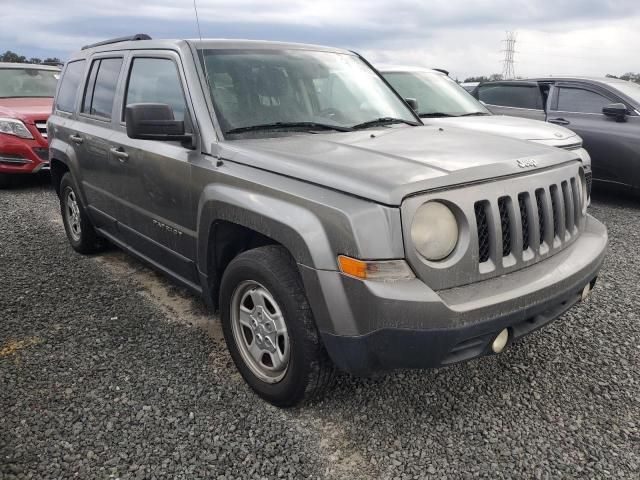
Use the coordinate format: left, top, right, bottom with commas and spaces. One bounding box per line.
501, 31, 517, 79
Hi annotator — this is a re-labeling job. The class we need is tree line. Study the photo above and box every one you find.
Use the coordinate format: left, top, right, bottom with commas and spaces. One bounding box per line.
1, 50, 62, 65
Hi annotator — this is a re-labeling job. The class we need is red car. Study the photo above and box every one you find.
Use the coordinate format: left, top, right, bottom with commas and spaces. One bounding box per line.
0, 62, 60, 187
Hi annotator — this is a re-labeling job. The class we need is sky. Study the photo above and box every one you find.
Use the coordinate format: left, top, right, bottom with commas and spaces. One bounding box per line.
1, 0, 639, 80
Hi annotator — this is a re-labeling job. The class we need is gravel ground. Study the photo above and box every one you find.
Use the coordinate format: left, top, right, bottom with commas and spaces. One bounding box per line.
1, 176, 638, 479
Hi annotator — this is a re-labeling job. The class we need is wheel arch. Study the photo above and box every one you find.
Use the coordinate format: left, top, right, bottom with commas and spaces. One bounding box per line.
50, 158, 70, 196
197, 184, 338, 310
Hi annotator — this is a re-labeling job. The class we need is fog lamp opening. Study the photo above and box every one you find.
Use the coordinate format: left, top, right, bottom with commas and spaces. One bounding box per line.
492, 328, 509, 354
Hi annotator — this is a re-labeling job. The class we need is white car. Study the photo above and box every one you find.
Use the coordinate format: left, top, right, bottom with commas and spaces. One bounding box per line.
378, 65, 592, 190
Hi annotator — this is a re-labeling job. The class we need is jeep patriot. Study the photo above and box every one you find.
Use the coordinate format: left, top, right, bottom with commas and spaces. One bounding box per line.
48, 35, 608, 407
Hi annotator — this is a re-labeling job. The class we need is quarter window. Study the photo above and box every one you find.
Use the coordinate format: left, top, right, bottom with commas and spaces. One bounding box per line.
56, 60, 86, 112
555, 87, 611, 114
478, 85, 543, 110
124, 58, 187, 121
82, 58, 123, 119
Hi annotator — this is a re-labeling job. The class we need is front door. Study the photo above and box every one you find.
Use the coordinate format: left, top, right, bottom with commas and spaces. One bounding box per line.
107, 51, 200, 287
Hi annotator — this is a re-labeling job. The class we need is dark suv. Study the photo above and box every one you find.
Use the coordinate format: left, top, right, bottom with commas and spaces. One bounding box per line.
48, 36, 606, 407
474, 78, 640, 193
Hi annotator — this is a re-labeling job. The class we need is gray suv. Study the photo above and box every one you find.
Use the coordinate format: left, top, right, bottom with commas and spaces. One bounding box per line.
48, 36, 607, 407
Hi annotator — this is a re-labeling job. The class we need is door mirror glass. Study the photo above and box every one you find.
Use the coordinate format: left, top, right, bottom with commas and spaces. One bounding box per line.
602, 102, 628, 121
125, 103, 192, 141
404, 97, 418, 111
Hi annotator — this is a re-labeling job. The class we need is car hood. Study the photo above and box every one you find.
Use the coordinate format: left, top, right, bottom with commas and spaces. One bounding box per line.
425, 114, 578, 144
220, 125, 580, 206
0, 97, 53, 123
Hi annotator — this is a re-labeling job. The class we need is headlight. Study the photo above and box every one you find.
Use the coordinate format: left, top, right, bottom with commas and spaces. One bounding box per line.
411, 201, 459, 261
0, 117, 34, 139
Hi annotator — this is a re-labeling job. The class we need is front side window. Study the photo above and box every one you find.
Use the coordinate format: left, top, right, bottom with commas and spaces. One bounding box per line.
199, 48, 417, 137
82, 58, 123, 119
124, 58, 187, 121
0, 67, 59, 99
383, 71, 489, 117
55, 61, 85, 112
554, 87, 611, 114
478, 85, 543, 110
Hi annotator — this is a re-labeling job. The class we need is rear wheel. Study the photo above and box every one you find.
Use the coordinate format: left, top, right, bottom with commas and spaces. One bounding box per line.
59, 173, 102, 254
220, 245, 335, 407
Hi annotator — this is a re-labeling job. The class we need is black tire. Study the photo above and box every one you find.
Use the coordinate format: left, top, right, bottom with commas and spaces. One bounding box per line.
220, 245, 335, 407
59, 172, 102, 254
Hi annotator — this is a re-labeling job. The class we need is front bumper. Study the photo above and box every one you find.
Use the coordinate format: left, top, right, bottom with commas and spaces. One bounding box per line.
0, 133, 49, 174
301, 215, 607, 375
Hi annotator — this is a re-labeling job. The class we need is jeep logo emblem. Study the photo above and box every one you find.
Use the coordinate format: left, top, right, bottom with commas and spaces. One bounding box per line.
517, 159, 538, 168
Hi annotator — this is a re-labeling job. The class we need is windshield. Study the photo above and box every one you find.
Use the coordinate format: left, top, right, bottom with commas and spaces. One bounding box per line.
382, 71, 490, 117
0, 68, 59, 98
605, 80, 640, 106
198, 49, 418, 137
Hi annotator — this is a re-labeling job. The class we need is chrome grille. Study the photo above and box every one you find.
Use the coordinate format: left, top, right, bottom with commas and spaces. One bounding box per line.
35, 121, 47, 139
401, 162, 587, 291
473, 174, 583, 268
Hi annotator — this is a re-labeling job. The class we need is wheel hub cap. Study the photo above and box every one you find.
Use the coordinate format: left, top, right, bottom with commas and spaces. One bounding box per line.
65, 189, 81, 241
231, 281, 290, 384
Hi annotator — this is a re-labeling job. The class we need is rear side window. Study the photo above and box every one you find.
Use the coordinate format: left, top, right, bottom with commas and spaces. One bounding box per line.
478, 85, 543, 110
82, 58, 123, 119
56, 61, 85, 112
124, 58, 187, 121
554, 87, 611, 114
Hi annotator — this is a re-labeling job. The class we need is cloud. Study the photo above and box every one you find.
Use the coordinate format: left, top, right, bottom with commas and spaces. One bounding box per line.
1, 0, 639, 79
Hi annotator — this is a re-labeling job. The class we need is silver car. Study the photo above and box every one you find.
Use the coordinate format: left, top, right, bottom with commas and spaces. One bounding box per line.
48, 37, 607, 407
379, 66, 592, 193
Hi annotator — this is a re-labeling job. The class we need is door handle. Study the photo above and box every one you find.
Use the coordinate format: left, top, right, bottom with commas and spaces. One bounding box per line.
548, 117, 570, 126
69, 134, 83, 144
110, 147, 129, 162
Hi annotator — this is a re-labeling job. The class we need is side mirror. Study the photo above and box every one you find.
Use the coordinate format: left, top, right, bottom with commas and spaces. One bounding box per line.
602, 103, 628, 122
125, 103, 194, 143
404, 98, 418, 111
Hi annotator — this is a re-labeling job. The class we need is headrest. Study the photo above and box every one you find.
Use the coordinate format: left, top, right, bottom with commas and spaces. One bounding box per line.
254, 66, 290, 98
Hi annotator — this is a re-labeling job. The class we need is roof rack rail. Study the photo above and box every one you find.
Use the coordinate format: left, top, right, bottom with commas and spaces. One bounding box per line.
432, 68, 450, 76
82, 34, 152, 50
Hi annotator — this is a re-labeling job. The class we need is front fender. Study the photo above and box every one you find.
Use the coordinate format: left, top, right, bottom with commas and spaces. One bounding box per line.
196, 183, 335, 271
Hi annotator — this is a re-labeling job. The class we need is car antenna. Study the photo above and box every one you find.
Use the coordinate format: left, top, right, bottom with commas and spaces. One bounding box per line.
193, 0, 203, 42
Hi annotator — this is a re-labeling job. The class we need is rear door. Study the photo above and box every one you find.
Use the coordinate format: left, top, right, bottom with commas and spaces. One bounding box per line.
107, 50, 200, 286
72, 54, 125, 234
547, 82, 640, 188
475, 81, 546, 120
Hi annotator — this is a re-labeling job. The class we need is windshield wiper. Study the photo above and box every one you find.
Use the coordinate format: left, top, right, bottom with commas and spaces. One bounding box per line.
351, 117, 421, 130
225, 122, 353, 134
458, 112, 490, 117
418, 112, 456, 118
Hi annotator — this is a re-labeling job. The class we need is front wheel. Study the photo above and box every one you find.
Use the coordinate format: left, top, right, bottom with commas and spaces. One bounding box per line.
220, 245, 335, 407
